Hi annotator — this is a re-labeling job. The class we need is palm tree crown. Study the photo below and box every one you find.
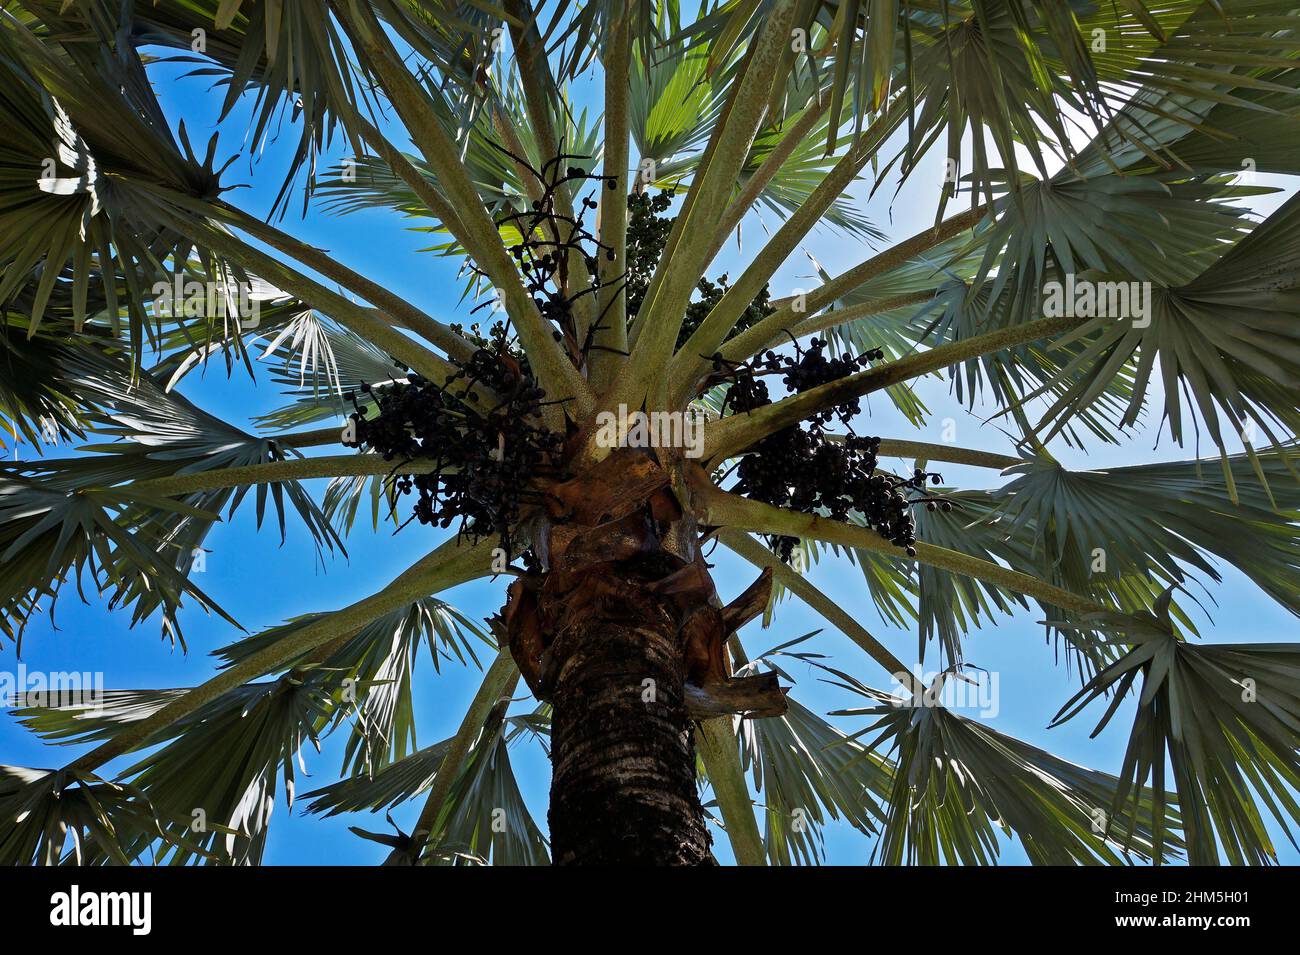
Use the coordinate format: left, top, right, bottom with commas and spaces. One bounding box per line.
2, 0, 1300, 866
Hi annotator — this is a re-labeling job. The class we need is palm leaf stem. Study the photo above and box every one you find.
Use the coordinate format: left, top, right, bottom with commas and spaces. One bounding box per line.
591, 3, 633, 392
705, 315, 1085, 460
62, 535, 496, 777
334, 0, 591, 422
145, 201, 462, 387
115, 454, 439, 499
706, 97, 831, 266
212, 200, 477, 362
409, 646, 520, 861
677, 95, 911, 373
784, 290, 936, 344
614, 0, 798, 412
706, 203, 990, 378
693, 479, 1106, 618
502, 0, 598, 336
721, 529, 919, 693
697, 715, 767, 865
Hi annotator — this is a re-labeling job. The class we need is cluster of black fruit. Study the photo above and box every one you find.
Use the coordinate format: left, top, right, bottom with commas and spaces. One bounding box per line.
720, 337, 950, 561
342, 324, 561, 562
623, 189, 675, 319
624, 190, 774, 349
341, 149, 629, 560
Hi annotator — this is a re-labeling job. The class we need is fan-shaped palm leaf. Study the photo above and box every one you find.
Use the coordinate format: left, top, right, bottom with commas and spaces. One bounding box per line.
833, 673, 1182, 865
1054, 632, 1300, 865
737, 691, 891, 865
1035, 187, 1300, 464
215, 596, 492, 775
0, 764, 187, 866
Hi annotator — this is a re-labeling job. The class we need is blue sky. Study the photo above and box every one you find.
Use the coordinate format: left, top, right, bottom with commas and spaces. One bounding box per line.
3, 38, 1298, 866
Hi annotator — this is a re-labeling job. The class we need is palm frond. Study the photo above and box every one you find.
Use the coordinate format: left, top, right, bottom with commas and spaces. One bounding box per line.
302, 737, 455, 817
832, 675, 1182, 865
216, 597, 492, 775
425, 711, 549, 865
121, 675, 334, 864
736, 690, 890, 865
10, 675, 335, 864
0, 764, 185, 866
0, 6, 246, 359
109, 0, 370, 216
2, 352, 342, 642
1055, 632, 1300, 865
0, 469, 231, 648
1035, 187, 1300, 463
629, 8, 730, 181
304, 711, 549, 866
254, 311, 408, 432
992, 448, 1300, 623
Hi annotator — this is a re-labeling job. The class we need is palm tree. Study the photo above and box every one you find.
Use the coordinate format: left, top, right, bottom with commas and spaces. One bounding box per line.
2, 0, 1300, 867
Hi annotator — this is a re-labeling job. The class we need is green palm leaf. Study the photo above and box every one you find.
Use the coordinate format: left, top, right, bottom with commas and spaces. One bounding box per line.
1036, 188, 1300, 464
737, 691, 891, 865
3, 353, 342, 641
303, 737, 456, 817
305, 710, 549, 865
629, 5, 729, 176
6, 0, 1300, 870
1054, 634, 1300, 865
0, 470, 231, 648
0, 7, 247, 357
254, 312, 408, 432
10, 677, 335, 865
833, 674, 1182, 865
107, 0, 370, 216
425, 711, 549, 865
117, 674, 336, 864
217, 597, 492, 774
0, 765, 187, 866
992, 448, 1300, 621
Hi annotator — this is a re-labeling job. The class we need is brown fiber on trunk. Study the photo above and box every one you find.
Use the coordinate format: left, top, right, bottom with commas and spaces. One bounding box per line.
500, 448, 783, 865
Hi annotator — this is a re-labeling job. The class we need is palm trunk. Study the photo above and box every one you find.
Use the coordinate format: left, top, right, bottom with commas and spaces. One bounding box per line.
502, 450, 774, 865
545, 575, 714, 865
